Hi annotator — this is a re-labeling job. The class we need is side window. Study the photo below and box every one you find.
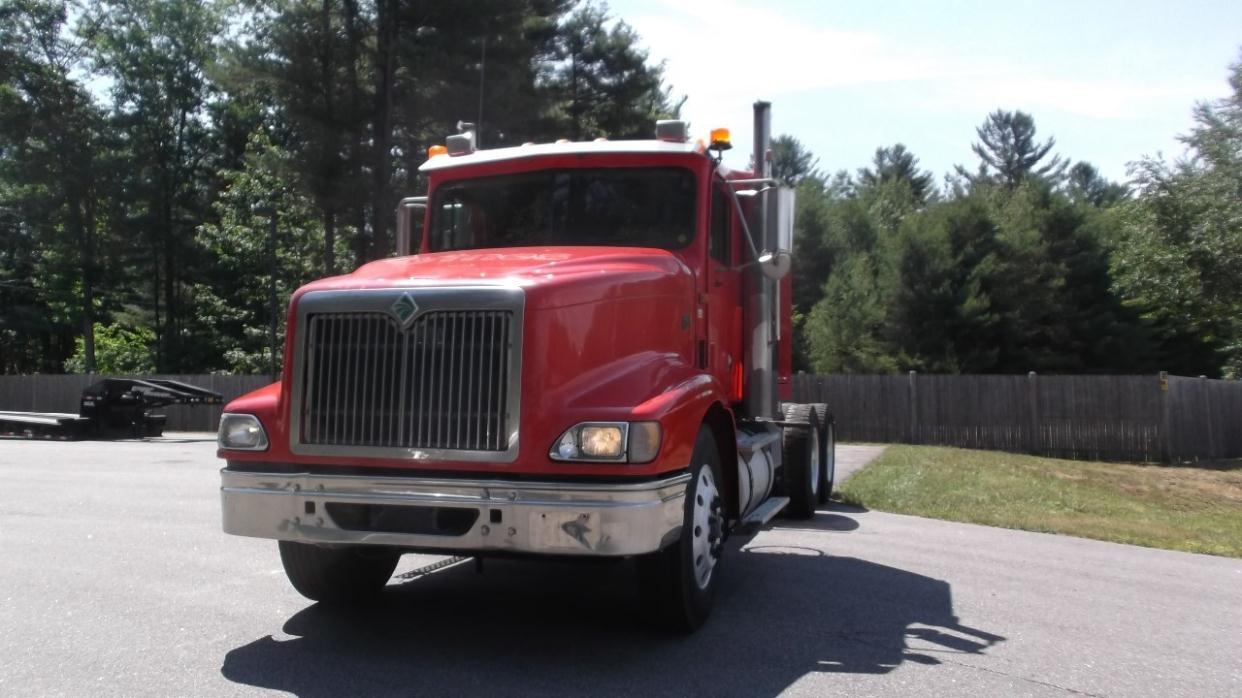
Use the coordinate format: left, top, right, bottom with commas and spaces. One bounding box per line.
709, 184, 731, 265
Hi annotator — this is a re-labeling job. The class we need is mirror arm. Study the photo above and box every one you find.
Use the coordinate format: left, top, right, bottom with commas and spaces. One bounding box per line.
726, 184, 765, 266
727, 177, 780, 187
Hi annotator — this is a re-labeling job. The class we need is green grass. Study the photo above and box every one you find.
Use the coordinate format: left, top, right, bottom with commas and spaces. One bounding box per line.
838, 445, 1242, 558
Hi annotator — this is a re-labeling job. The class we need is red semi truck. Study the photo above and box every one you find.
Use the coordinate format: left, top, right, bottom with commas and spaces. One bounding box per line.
218, 101, 835, 632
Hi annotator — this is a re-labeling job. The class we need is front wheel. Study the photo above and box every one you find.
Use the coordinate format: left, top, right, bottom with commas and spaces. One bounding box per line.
278, 541, 399, 604
637, 427, 725, 633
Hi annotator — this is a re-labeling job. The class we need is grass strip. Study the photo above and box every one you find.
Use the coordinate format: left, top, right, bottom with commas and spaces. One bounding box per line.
838, 445, 1242, 558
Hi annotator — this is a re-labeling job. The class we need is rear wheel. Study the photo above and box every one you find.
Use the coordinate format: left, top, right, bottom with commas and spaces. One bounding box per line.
807, 402, 834, 503
278, 541, 399, 604
782, 403, 820, 519
638, 427, 724, 633
819, 420, 836, 503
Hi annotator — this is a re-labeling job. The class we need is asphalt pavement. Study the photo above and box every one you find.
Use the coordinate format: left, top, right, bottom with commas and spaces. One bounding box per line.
0, 437, 1238, 697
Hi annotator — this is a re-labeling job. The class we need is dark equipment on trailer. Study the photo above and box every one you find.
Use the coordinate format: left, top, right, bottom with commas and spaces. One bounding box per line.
0, 378, 222, 440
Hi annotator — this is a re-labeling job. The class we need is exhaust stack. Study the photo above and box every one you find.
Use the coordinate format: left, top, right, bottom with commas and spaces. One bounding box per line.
743, 100, 779, 420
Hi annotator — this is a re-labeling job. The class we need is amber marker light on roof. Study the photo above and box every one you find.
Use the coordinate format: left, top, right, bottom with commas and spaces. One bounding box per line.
709, 128, 732, 151
428, 144, 448, 158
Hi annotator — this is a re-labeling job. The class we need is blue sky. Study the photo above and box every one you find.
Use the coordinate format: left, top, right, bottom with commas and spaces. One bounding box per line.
609, 0, 1242, 183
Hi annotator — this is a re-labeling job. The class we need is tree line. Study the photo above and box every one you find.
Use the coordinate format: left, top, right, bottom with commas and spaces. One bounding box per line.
0, 0, 675, 374
786, 55, 1242, 379
1, 1, 1239, 379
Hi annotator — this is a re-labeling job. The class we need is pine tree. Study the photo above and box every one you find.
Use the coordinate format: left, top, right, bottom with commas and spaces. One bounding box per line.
543, 3, 677, 141
958, 110, 1066, 189
858, 144, 934, 204
771, 135, 822, 186
0, 0, 107, 372
82, 0, 224, 371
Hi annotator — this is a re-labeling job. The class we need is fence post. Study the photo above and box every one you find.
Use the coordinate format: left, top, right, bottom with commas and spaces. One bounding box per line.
1027, 371, 1040, 455
907, 370, 918, 444
1158, 371, 1171, 463
207, 374, 217, 432
1200, 375, 1216, 460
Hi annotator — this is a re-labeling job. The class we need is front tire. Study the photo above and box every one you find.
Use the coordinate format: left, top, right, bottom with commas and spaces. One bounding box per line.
638, 427, 724, 633
278, 541, 399, 604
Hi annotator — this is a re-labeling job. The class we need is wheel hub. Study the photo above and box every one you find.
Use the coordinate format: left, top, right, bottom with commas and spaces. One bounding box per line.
691, 466, 721, 590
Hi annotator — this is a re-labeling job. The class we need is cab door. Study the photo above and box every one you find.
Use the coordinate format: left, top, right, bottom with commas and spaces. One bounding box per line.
706, 180, 742, 402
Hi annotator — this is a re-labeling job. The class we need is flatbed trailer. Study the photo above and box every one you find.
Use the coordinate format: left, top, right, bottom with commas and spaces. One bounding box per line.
0, 378, 222, 440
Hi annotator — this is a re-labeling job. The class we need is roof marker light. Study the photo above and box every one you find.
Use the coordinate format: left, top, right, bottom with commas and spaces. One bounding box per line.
655, 120, 688, 142
427, 144, 448, 158
446, 131, 475, 156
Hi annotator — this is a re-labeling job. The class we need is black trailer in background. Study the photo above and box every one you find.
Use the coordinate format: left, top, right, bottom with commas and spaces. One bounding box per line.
0, 378, 221, 440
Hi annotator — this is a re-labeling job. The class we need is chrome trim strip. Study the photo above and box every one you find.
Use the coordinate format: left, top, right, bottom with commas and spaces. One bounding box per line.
289, 287, 525, 462
221, 469, 690, 556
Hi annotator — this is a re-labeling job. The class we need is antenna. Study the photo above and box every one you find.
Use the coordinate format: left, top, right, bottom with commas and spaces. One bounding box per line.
477, 37, 486, 148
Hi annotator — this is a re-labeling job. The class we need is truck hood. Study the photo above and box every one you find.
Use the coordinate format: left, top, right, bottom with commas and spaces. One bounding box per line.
293, 246, 694, 310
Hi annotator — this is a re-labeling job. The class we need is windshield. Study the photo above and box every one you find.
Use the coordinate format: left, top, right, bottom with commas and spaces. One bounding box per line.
428, 167, 696, 252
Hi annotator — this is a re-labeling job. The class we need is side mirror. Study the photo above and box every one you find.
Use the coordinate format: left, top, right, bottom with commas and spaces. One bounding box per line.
760, 187, 795, 280
394, 196, 427, 256
758, 249, 792, 280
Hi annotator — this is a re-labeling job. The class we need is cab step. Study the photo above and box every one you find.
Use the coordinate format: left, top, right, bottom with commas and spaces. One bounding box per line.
739, 496, 789, 532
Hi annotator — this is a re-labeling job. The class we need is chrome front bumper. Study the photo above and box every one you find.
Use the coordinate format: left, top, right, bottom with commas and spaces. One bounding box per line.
220, 469, 689, 556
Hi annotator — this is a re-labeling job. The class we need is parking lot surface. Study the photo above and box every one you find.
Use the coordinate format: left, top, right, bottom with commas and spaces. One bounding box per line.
1, 437, 1239, 696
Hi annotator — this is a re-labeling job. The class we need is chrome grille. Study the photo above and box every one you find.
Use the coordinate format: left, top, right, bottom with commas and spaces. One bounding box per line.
300, 310, 513, 451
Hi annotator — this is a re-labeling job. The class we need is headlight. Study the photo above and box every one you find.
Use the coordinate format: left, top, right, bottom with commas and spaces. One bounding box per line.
218, 413, 269, 451
580, 425, 624, 458
549, 421, 661, 463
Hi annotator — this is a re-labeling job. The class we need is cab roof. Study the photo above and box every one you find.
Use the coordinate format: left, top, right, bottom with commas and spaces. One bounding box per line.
418, 139, 707, 173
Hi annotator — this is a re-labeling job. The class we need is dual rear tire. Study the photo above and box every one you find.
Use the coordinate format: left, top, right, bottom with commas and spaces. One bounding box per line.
782, 403, 836, 518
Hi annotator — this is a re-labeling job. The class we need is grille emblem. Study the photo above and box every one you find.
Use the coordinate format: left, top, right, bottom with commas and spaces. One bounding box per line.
390, 293, 419, 328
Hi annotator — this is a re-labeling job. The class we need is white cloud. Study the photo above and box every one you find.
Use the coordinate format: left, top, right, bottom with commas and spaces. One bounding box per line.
616, 0, 1231, 175
623, 0, 978, 166
630, 1, 960, 97
934, 77, 1221, 120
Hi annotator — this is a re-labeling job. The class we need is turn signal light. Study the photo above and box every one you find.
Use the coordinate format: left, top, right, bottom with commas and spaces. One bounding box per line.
427, 144, 448, 158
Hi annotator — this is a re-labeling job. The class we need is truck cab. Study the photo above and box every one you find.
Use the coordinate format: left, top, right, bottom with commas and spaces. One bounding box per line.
218, 102, 835, 632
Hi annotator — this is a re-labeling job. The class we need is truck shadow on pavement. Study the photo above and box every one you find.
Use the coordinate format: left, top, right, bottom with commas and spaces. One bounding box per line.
221, 505, 1005, 697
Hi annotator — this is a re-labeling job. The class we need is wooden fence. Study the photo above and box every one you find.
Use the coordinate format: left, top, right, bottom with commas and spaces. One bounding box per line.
2, 372, 1239, 462
792, 372, 1242, 463
0, 374, 274, 432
